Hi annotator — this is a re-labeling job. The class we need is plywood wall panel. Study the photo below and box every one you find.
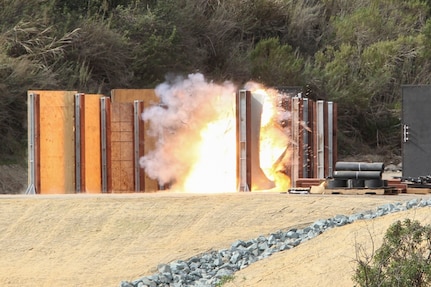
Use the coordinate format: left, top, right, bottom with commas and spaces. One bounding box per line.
83, 94, 103, 193
111, 89, 160, 192
109, 103, 134, 192
111, 89, 159, 105
31, 90, 76, 194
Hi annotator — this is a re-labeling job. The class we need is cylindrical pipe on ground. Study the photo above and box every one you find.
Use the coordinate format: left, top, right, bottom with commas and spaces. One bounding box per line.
326, 179, 347, 189
347, 179, 365, 188
335, 162, 384, 172
332, 170, 382, 179
364, 179, 385, 188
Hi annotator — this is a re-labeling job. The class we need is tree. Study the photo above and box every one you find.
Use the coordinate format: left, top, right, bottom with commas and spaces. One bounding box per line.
250, 37, 304, 86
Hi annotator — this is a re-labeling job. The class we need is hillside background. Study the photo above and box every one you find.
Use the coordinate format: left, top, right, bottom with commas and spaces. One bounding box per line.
2, 0, 431, 166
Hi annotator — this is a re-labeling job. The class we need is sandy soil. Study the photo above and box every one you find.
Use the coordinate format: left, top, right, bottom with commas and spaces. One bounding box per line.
0, 191, 429, 287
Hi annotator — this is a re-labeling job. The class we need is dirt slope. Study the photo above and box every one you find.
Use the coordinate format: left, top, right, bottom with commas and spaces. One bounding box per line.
0, 192, 428, 287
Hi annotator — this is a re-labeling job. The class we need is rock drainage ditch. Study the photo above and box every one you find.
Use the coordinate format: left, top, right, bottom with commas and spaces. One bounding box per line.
120, 197, 431, 287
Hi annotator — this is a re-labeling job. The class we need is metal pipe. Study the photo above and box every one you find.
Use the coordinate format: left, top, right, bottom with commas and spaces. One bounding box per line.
333, 170, 382, 179
335, 162, 384, 172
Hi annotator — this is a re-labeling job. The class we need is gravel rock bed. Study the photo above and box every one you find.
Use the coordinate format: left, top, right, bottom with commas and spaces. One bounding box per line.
120, 197, 430, 287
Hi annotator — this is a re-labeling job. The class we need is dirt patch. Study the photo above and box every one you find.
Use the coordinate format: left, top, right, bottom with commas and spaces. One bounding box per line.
0, 192, 428, 287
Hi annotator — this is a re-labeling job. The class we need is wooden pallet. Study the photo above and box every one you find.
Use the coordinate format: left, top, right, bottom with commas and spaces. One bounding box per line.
322, 187, 399, 195
386, 179, 407, 193
405, 187, 431, 194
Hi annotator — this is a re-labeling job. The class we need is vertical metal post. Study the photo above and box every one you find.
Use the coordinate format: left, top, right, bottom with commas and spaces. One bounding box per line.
302, 98, 309, 178
327, 102, 334, 177
317, 100, 325, 178
26, 93, 36, 195
238, 90, 250, 191
100, 97, 108, 193
291, 97, 299, 187
74, 93, 82, 193
133, 100, 141, 192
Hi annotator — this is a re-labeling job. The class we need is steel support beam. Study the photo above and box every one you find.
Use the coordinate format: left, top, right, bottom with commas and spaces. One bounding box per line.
26, 93, 37, 195
237, 90, 251, 191
100, 97, 108, 193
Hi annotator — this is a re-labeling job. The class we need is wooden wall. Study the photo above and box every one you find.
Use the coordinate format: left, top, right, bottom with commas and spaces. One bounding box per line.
27, 89, 336, 193
83, 94, 103, 193
110, 102, 134, 192
111, 89, 159, 192
28, 91, 76, 194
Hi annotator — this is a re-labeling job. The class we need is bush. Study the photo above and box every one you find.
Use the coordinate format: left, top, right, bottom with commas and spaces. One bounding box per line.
353, 219, 431, 287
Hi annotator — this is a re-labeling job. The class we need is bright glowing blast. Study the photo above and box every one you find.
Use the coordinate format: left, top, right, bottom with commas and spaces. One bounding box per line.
139, 73, 291, 193
251, 87, 292, 191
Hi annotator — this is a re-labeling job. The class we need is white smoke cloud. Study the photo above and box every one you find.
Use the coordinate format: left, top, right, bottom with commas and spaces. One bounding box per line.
139, 73, 237, 189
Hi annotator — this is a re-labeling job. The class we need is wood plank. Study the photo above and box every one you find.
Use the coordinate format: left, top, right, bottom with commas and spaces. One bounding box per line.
406, 187, 431, 194
386, 179, 407, 193
295, 178, 325, 187
111, 89, 158, 105
83, 94, 103, 193
323, 188, 398, 195
30, 90, 77, 194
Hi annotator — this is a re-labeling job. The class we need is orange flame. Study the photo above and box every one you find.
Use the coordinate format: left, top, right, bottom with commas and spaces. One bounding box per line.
253, 88, 292, 191
181, 110, 237, 193
141, 74, 292, 193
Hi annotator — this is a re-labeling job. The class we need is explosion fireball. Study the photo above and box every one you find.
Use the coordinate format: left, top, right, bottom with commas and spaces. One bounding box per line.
139, 73, 292, 193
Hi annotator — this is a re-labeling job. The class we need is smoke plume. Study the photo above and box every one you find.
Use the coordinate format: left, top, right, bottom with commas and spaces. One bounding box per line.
139, 73, 237, 191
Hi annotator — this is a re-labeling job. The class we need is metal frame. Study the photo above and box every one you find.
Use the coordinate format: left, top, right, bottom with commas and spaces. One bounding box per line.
74, 93, 83, 192
133, 100, 141, 192
302, 98, 309, 178
100, 97, 108, 193
26, 93, 37, 195
237, 90, 250, 191
327, 102, 334, 177
290, 97, 300, 187
316, 100, 325, 179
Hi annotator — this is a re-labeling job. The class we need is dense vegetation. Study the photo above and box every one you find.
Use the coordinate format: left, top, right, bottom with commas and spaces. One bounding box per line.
1, 0, 431, 164
353, 219, 431, 287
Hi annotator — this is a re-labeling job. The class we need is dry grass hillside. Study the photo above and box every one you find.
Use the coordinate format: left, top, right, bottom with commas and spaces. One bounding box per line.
0, 192, 429, 287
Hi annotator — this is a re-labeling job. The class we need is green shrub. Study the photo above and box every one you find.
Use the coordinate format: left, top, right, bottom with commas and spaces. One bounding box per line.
353, 219, 431, 287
